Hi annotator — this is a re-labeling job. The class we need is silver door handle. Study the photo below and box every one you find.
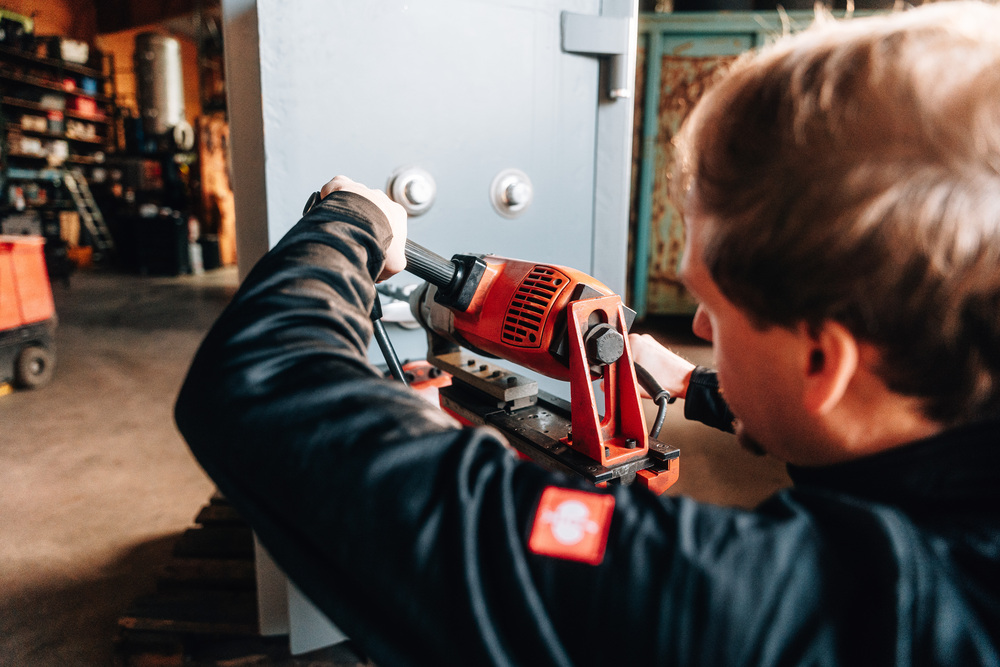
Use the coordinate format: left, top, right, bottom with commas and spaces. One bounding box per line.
561, 11, 636, 99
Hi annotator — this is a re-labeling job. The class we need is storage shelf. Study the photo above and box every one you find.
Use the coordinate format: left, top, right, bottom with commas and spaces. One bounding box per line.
6, 124, 108, 145
3, 152, 104, 166
0, 202, 75, 212
0, 70, 112, 104
65, 155, 105, 165
4, 172, 65, 182
0, 43, 104, 79
1, 41, 116, 250
0, 96, 111, 124
4, 152, 49, 160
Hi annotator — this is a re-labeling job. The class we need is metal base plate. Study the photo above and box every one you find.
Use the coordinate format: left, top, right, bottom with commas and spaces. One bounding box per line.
439, 381, 679, 487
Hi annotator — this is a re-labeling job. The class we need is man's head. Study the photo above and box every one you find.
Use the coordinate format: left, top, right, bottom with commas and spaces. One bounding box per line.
677, 2, 1000, 432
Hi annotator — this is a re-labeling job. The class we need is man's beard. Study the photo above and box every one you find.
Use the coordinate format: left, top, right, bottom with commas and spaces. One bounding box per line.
734, 419, 767, 457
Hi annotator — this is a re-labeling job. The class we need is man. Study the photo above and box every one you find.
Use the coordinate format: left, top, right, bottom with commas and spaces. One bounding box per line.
176, 3, 1000, 665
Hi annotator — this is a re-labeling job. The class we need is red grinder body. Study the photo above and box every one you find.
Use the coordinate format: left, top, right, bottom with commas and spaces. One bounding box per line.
410, 255, 617, 380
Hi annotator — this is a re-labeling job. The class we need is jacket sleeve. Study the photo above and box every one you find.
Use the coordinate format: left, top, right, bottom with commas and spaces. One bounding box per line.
684, 366, 736, 433
174, 192, 876, 667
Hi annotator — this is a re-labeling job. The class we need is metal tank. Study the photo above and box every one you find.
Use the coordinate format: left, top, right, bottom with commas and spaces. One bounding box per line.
133, 32, 185, 136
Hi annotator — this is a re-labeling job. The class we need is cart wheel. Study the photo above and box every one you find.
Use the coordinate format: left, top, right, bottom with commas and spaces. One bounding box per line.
15, 346, 55, 390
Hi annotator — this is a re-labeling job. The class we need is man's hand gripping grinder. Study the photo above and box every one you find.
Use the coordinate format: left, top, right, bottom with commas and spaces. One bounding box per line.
304, 191, 680, 494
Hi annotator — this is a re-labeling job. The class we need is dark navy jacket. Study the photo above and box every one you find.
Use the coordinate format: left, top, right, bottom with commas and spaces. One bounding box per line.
175, 192, 1000, 666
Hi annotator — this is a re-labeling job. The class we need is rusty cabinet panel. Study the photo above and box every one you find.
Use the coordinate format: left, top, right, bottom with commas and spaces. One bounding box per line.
629, 11, 879, 317
645, 52, 736, 315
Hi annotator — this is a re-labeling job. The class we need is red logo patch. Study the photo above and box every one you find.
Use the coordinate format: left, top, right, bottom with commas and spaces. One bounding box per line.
528, 487, 615, 565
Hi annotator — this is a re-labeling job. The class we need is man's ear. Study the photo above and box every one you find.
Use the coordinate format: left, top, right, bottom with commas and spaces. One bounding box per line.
801, 321, 860, 415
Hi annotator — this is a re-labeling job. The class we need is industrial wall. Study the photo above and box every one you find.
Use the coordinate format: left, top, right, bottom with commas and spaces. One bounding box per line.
0, 0, 98, 42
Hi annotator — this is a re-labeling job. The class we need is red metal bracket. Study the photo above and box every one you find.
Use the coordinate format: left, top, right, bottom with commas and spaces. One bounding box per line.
562, 295, 648, 467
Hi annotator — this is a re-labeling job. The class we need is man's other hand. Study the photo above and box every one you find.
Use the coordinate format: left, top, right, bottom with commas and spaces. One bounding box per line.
320, 175, 407, 281
629, 334, 696, 400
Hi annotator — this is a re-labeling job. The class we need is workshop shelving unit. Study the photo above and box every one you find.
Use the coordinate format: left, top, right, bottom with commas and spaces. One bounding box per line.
0, 40, 118, 278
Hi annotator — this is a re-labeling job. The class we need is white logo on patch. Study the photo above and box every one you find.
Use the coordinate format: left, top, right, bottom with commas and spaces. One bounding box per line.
541, 500, 599, 545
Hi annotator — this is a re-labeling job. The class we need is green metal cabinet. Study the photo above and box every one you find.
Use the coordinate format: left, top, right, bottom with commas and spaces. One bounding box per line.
629, 11, 881, 317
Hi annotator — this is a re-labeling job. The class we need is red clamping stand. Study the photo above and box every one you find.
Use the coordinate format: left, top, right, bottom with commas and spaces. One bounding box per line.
563, 295, 679, 493
410, 251, 680, 494
564, 295, 647, 467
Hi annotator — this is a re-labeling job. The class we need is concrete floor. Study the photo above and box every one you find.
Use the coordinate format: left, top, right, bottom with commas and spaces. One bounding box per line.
0, 266, 790, 665
1, 267, 231, 665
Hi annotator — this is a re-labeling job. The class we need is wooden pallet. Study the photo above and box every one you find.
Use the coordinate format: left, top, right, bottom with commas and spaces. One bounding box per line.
114, 494, 373, 666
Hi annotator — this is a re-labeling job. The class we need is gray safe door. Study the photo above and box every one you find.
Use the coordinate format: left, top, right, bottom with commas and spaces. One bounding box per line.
226, 0, 637, 364
222, 0, 637, 652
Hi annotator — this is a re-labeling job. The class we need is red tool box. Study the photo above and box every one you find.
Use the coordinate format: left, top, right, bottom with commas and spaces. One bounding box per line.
0, 235, 56, 391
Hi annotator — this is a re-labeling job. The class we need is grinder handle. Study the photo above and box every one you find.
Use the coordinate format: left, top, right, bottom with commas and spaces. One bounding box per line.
404, 239, 456, 289
303, 189, 456, 289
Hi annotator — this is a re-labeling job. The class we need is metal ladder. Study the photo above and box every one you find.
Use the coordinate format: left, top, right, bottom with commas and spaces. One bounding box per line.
63, 169, 115, 261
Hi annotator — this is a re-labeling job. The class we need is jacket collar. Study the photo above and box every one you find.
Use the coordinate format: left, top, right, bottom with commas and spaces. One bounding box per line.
786, 418, 1000, 509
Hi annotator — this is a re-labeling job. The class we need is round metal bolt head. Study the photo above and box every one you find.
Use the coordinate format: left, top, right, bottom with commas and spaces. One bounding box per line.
387, 167, 436, 216
504, 182, 530, 207
404, 178, 433, 206
586, 324, 624, 365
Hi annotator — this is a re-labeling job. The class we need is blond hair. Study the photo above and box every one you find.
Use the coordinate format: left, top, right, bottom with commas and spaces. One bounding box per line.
677, 1, 1000, 424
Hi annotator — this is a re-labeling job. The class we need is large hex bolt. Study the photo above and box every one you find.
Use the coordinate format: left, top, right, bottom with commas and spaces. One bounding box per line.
584, 323, 625, 366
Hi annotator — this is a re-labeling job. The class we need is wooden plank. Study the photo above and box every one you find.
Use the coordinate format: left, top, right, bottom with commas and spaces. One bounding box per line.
118, 590, 259, 636
116, 497, 371, 665
158, 557, 256, 591
114, 630, 296, 667
172, 526, 254, 560
112, 630, 185, 667
194, 503, 246, 527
